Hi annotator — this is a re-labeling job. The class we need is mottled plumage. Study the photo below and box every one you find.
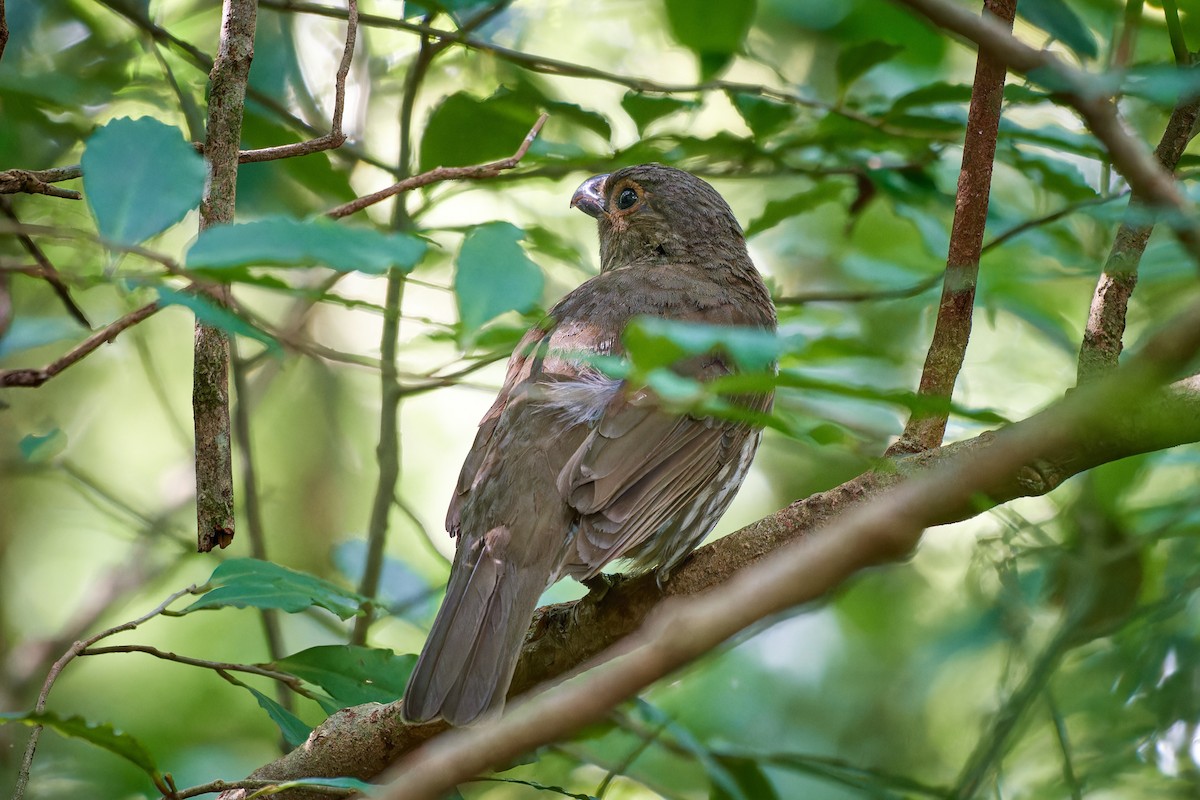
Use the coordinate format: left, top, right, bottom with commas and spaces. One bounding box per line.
402, 164, 776, 726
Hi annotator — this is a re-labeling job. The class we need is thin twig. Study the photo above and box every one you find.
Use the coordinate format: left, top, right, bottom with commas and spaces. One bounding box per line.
0, 167, 81, 199
774, 273, 942, 306
1076, 86, 1200, 384
887, 0, 1016, 456
0, 301, 162, 387
1161, 0, 1190, 67
1045, 691, 1082, 800
12, 585, 199, 800
0, 196, 91, 327
326, 113, 547, 219
78, 644, 311, 695
980, 193, 1125, 254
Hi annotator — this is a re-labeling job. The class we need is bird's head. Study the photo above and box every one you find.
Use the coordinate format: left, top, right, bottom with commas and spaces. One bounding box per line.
571, 164, 747, 272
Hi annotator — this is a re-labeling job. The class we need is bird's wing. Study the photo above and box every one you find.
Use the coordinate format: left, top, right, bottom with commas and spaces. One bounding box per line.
558, 356, 768, 576
445, 324, 550, 536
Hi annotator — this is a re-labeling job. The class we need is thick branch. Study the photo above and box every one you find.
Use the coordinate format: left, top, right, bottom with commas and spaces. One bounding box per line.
232, 362, 1200, 791
890, 0, 1015, 455
194, 0, 257, 553
1077, 89, 1200, 384
0, 167, 82, 199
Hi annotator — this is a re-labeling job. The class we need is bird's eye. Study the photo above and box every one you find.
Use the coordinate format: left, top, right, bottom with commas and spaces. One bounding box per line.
616, 188, 639, 210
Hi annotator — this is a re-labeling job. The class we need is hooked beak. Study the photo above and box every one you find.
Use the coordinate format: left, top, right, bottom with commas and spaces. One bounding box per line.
570, 173, 609, 218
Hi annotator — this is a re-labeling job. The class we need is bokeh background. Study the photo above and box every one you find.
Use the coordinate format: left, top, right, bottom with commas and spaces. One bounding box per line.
3, 0, 1200, 797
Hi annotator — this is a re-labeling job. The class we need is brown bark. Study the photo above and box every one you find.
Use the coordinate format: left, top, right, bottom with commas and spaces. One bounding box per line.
890, 0, 1016, 454
1077, 91, 1200, 384
194, 0, 258, 552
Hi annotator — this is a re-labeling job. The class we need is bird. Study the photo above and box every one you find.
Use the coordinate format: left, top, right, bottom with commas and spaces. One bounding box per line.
401, 163, 777, 726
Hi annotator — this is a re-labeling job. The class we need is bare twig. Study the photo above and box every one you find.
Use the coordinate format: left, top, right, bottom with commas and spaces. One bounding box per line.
888, 0, 1016, 456
0, 166, 82, 199
0, 197, 91, 327
193, 0, 258, 553
176, 778, 357, 799
980, 193, 1125, 254
0, 301, 161, 387
78, 644, 310, 694
774, 273, 942, 306
1077, 89, 1200, 384
326, 113, 548, 220
12, 585, 199, 800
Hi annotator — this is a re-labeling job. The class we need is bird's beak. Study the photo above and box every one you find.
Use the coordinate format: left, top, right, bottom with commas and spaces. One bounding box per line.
570, 173, 609, 218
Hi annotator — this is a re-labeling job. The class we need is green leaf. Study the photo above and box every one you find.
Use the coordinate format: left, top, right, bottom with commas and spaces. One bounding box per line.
455, 222, 544, 333
664, 0, 756, 79
713, 755, 780, 800
183, 558, 366, 619
623, 317, 783, 372
0, 710, 164, 789
155, 287, 281, 356
634, 700, 748, 800
19, 428, 67, 463
81, 117, 206, 245
0, 316, 82, 359
730, 93, 794, 138
240, 684, 313, 748
621, 92, 698, 134
420, 89, 540, 172
1020, 0, 1098, 60
835, 41, 905, 92
187, 217, 428, 275
746, 182, 844, 237
274, 645, 417, 708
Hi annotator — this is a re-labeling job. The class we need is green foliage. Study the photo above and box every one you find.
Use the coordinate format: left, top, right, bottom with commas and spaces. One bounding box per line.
184, 558, 366, 619
454, 221, 544, 334
663, 0, 757, 79
0, 711, 165, 791
187, 217, 429, 275
81, 117, 206, 245
4, 0, 1200, 798
274, 645, 417, 707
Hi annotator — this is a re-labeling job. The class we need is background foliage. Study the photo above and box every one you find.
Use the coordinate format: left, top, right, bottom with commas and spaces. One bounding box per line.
2, 0, 1200, 798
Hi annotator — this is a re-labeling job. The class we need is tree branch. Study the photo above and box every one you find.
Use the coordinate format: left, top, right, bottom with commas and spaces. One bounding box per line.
1077, 88, 1200, 384
0, 167, 82, 199
0, 197, 91, 328
193, 0, 257, 554
0, 301, 162, 388
230, 354, 1200, 792
888, 0, 1015, 455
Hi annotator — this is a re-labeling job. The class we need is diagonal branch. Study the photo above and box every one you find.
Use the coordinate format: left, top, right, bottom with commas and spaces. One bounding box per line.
0, 197, 91, 327
1077, 88, 1200, 384
888, 0, 1016, 455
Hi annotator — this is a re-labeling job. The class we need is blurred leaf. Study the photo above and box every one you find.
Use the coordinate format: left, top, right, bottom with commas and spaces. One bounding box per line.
0, 316, 81, 359
1122, 65, 1200, 107
332, 540, 435, 619
19, 428, 67, 463
713, 755, 780, 800
420, 89, 541, 171
0, 710, 163, 788
240, 684, 312, 748
746, 182, 845, 237
634, 699, 748, 800
184, 558, 365, 619
623, 317, 783, 372
622, 92, 698, 134
404, 0, 494, 23
1020, 0, 1098, 60
81, 117, 206, 245
997, 144, 1097, 202
187, 217, 428, 275
664, 0, 756, 79
274, 645, 417, 707
455, 222, 544, 333
836, 41, 904, 92
730, 93, 794, 138
155, 287, 281, 356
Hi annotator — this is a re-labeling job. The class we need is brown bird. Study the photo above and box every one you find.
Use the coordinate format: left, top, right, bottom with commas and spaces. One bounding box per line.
402, 164, 776, 725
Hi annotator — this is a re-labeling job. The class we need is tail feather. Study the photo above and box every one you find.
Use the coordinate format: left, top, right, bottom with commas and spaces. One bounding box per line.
403, 528, 552, 725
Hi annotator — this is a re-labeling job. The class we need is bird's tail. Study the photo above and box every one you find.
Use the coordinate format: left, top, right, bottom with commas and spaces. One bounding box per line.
402, 526, 550, 726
